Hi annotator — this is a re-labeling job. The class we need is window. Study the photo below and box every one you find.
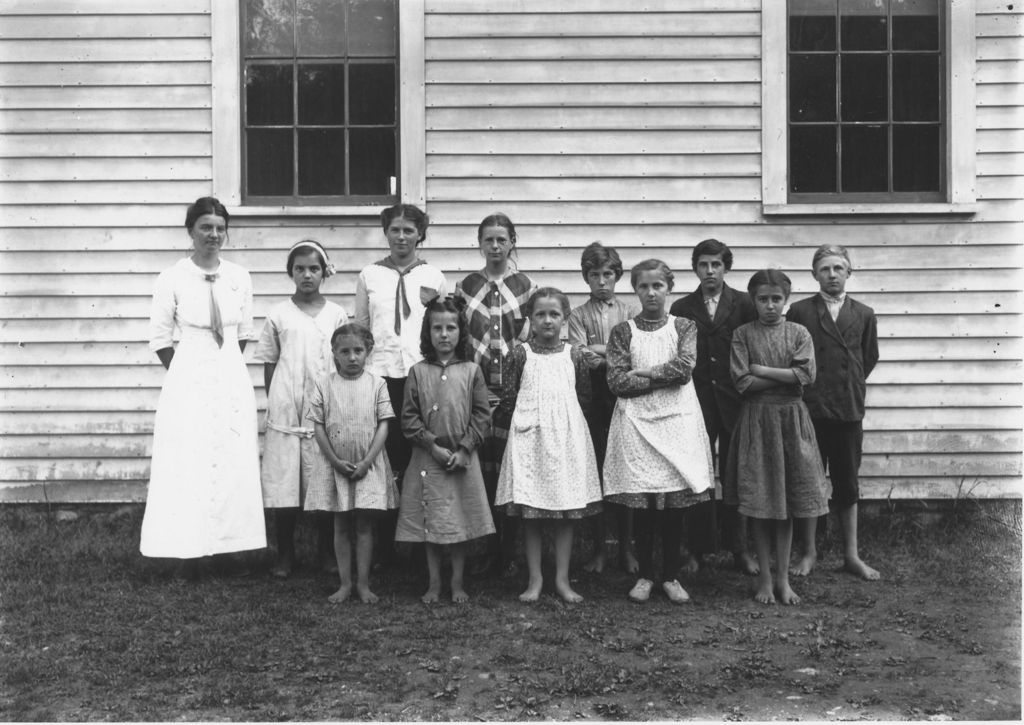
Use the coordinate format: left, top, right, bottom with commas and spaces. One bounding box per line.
242, 0, 397, 204
211, 0, 425, 212
762, 0, 975, 214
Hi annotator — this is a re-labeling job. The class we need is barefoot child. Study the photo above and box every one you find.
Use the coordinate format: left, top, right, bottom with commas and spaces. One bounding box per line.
256, 240, 348, 577
457, 213, 536, 578
567, 242, 639, 575
307, 324, 398, 603
603, 259, 714, 604
494, 288, 603, 602
396, 296, 496, 603
786, 245, 880, 580
669, 238, 758, 575
725, 270, 829, 605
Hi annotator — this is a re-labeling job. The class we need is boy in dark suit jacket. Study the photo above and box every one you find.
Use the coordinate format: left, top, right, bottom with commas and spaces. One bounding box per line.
669, 239, 758, 574
786, 244, 880, 581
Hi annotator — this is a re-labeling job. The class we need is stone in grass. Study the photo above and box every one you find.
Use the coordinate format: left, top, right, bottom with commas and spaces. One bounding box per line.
55, 510, 79, 523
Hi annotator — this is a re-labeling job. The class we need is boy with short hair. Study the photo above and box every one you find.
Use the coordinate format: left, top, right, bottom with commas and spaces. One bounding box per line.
568, 241, 639, 574
786, 244, 880, 580
669, 238, 758, 574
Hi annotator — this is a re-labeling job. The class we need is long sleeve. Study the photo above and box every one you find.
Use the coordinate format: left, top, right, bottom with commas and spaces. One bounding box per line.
862, 311, 879, 379
570, 345, 594, 418
790, 324, 816, 387
645, 318, 696, 385
729, 327, 755, 395
605, 320, 651, 397
566, 307, 588, 346
492, 344, 527, 439
458, 365, 493, 453
148, 269, 176, 351
401, 366, 437, 449
353, 273, 370, 329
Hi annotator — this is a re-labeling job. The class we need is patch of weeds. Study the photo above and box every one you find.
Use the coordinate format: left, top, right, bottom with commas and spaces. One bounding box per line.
592, 701, 630, 720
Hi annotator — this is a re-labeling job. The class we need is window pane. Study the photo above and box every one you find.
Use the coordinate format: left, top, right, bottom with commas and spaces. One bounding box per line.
350, 63, 396, 125
789, 0, 836, 51
841, 55, 887, 122
893, 0, 939, 50
350, 128, 395, 195
246, 64, 293, 126
247, 129, 294, 196
244, 0, 294, 57
841, 125, 888, 192
298, 64, 344, 124
893, 125, 940, 191
350, 0, 397, 56
790, 125, 836, 193
297, 0, 345, 56
298, 129, 345, 195
840, 0, 887, 51
893, 55, 939, 121
790, 54, 836, 122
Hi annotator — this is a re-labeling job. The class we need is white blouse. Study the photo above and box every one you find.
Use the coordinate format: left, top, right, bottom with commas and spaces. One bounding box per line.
149, 257, 254, 351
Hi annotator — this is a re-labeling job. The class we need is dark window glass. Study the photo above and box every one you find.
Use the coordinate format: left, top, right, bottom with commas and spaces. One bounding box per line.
246, 65, 293, 126
789, 0, 837, 51
297, 0, 345, 56
298, 64, 344, 124
790, 55, 836, 122
350, 0, 397, 56
893, 0, 939, 50
350, 128, 395, 195
790, 125, 837, 193
298, 129, 345, 195
840, 0, 887, 50
841, 55, 887, 122
893, 55, 939, 121
841, 125, 888, 192
244, 0, 294, 57
893, 125, 940, 191
350, 63, 396, 125
247, 129, 294, 196
242, 0, 398, 202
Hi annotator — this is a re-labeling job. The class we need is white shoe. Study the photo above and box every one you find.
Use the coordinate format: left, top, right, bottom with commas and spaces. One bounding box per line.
628, 578, 653, 602
663, 579, 690, 604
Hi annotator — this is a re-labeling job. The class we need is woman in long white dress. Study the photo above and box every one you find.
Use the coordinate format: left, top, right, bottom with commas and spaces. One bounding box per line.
140, 197, 266, 575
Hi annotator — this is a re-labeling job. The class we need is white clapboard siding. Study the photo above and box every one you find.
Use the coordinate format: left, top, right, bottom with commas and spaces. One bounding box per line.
0, 1, 1021, 503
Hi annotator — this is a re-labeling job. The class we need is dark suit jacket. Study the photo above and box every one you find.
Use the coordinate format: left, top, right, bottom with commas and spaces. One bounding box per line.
786, 295, 879, 422
669, 283, 757, 433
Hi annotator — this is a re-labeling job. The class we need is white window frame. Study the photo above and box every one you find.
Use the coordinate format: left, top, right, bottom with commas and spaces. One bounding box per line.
211, 0, 425, 216
761, 0, 977, 215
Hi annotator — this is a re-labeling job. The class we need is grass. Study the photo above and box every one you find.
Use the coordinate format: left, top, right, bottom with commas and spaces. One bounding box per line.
0, 501, 1020, 721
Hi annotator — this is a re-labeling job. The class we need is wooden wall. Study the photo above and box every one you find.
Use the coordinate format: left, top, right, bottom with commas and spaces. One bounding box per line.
0, 0, 1021, 502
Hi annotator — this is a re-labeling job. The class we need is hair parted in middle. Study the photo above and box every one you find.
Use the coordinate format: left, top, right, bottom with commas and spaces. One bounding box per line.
419, 295, 470, 362
526, 287, 571, 318
746, 269, 793, 299
691, 238, 733, 271
580, 241, 624, 282
331, 322, 375, 352
380, 203, 429, 245
629, 258, 675, 292
286, 239, 333, 277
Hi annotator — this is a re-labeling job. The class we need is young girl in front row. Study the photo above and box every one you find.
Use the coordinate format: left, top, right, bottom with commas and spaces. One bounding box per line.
603, 259, 714, 605
307, 324, 398, 604
724, 270, 829, 605
256, 240, 348, 578
494, 288, 603, 603
396, 296, 496, 603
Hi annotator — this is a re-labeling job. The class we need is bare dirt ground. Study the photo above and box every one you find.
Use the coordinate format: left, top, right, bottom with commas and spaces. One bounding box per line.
0, 502, 1019, 721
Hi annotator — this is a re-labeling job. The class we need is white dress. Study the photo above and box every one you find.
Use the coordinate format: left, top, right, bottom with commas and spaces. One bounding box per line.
603, 319, 714, 497
494, 345, 602, 512
254, 299, 348, 508
141, 257, 266, 558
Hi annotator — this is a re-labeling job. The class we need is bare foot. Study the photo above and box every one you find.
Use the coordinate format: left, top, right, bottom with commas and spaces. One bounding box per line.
754, 581, 776, 605
451, 587, 469, 603
583, 552, 605, 574
843, 556, 880, 581
620, 550, 640, 575
679, 553, 700, 578
519, 577, 543, 602
735, 551, 759, 576
421, 586, 440, 604
328, 585, 352, 603
775, 582, 801, 605
554, 581, 583, 603
356, 584, 379, 604
791, 552, 816, 577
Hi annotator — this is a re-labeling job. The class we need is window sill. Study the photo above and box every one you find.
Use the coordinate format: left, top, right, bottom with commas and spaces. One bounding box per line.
762, 202, 978, 216
230, 205, 383, 218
